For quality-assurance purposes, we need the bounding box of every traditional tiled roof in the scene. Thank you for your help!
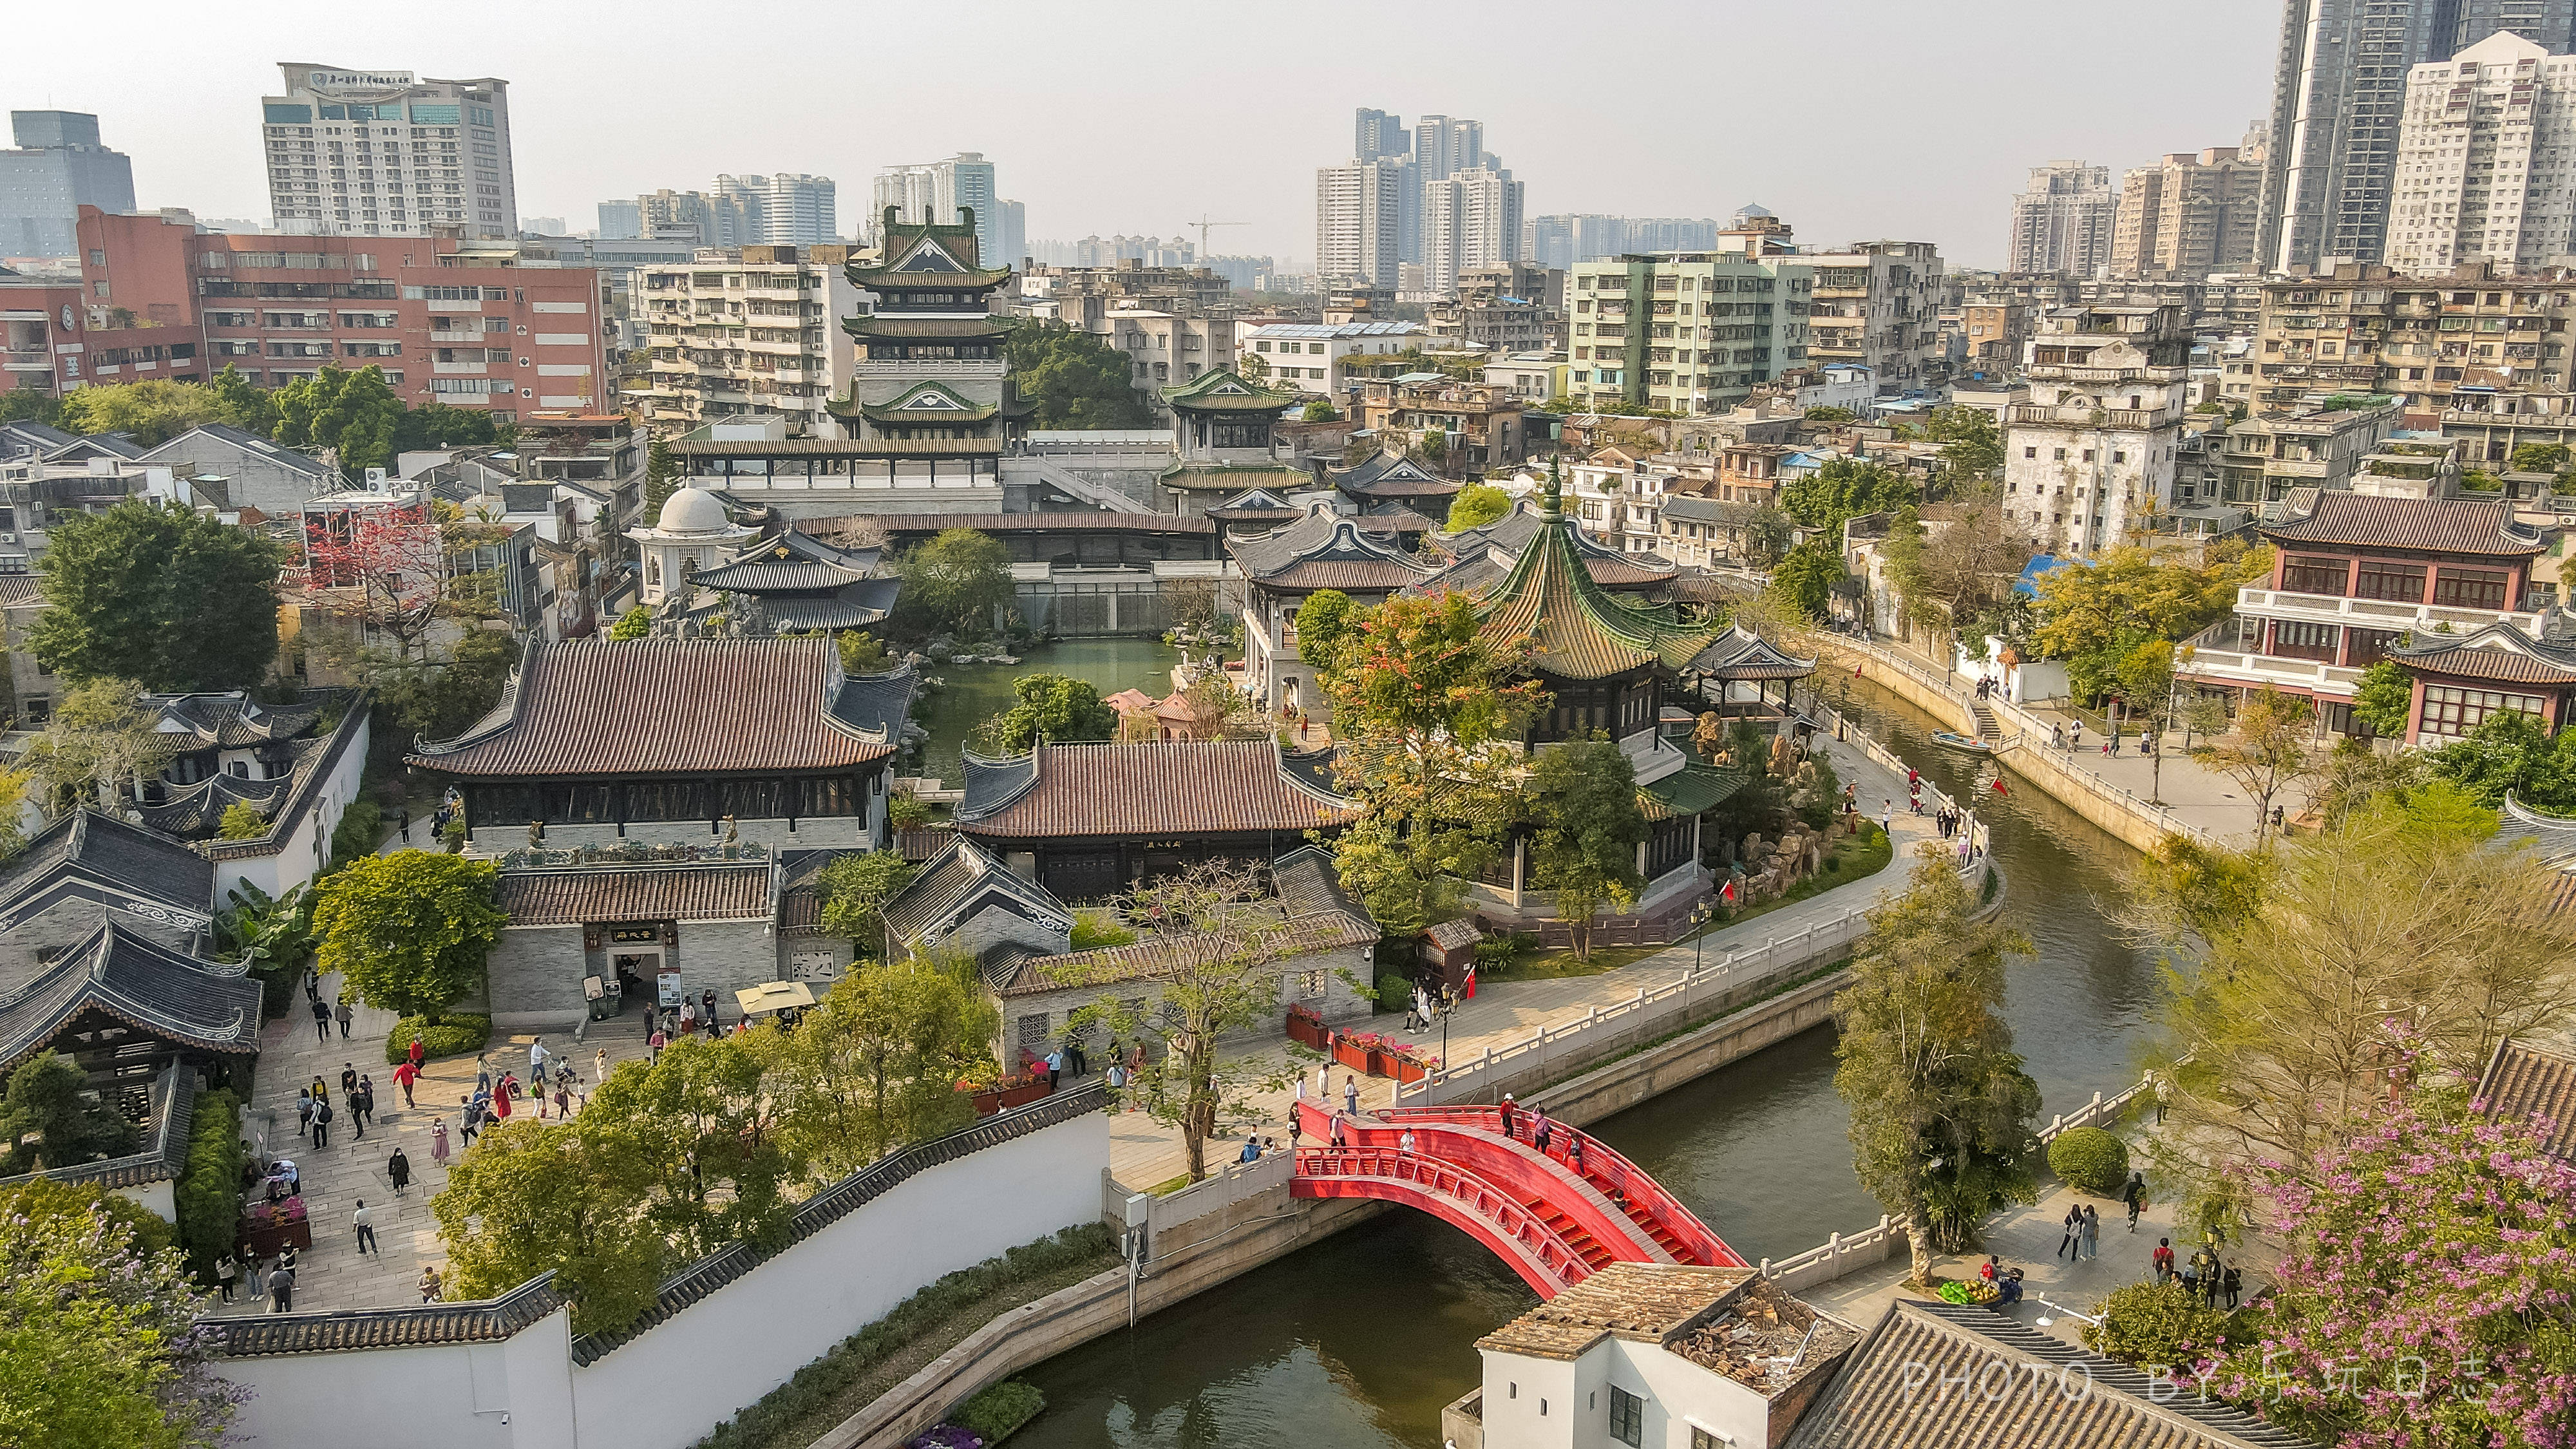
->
[1472,487,1735,682]
[1421,500,1678,595]
[1228,508,1442,592]
[996,856,1379,996]
[670,437,1001,459]
[0,811,211,925]
[1425,918,1481,950]
[2260,489,2548,557]
[1161,367,1300,417]
[1205,488,1303,524]
[812,511,1211,538]
[409,639,905,777]
[0,575,44,608]
[144,691,324,751]
[878,835,1072,950]
[1478,1262,1757,1359]
[692,531,882,593]
[1159,461,1313,491]
[1270,844,1377,941]
[2479,1035,2576,1163]
[956,741,1358,841]
[133,757,298,837]
[202,1271,569,1359]
[496,864,772,926]
[1640,763,1750,821]
[842,313,1014,342]
[2501,793,2576,868]
[2386,621,2576,686]
[846,213,1012,290]
[0,920,260,1072]
[853,380,999,425]
[1697,623,1817,680]
[1333,452,1463,500]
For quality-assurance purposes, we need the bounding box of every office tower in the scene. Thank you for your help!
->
[260,62,515,238]
[638,188,740,245]
[1412,115,1487,180]
[1316,160,1404,285]
[1423,167,1524,295]
[1355,108,1405,162]
[597,200,642,240]
[2006,160,2118,276]
[0,111,133,258]
[871,153,999,263]
[999,200,1025,268]
[2452,0,2576,52]
[714,173,837,245]
[2110,148,2263,278]
[2387,32,2576,272]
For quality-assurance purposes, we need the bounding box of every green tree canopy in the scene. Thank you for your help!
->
[1301,400,1340,422]
[2351,658,2415,739]
[1924,405,2003,486]
[1444,482,1513,532]
[1526,735,1646,959]
[433,1115,664,1335]
[2030,544,2268,680]
[609,605,651,640]
[30,499,282,690]
[1766,540,1847,621]
[313,851,506,1024]
[0,1188,238,1448]
[837,629,891,674]
[977,674,1118,754]
[644,435,681,521]
[817,851,916,956]
[1835,847,2040,1282]
[1004,320,1150,429]
[21,679,163,817]
[770,951,992,1179]
[52,380,224,448]
[0,1050,139,1175]
[2425,704,2576,811]
[274,365,403,479]
[206,364,277,436]
[2509,440,2570,475]
[393,401,508,453]
[894,528,1014,641]
[0,380,59,425]
[1293,589,1356,675]
[1803,406,1855,422]
[1778,456,1918,536]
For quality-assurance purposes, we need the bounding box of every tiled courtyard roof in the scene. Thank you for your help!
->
[495,864,773,926]
[2262,489,2546,556]
[956,740,1356,840]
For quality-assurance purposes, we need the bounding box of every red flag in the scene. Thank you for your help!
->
[1993,777,2010,795]
[1462,963,1477,999]
[1721,878,1738,904]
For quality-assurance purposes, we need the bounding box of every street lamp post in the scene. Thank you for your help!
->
[1689,900,1717,974]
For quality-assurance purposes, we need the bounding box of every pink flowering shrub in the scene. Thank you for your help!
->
[2202,1092,2576,1449]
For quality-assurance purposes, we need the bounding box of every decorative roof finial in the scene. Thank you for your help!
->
[1542,454,1562,518]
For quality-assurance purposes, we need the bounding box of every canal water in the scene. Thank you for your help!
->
[1009,677,2166,1449]
[905,638,1182,784]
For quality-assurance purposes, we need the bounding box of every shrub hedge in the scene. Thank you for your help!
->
[2047,1125,2131,1195]
[384,1014,493,1065]
[696,1223,1113,1449]
[952,1381,1045,1443]
[173,1087,245,1280]
[328,798,384,873]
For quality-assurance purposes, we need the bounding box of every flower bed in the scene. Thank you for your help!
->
[1285,1004,1327,1050]
[1331,1034,1376,1074]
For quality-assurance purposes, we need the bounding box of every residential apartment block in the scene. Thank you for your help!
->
[1426,263,1564,352]
[1801,241,1944,391]
[1316,159,1407,287]
[2252,261,2576,421]
[2201,397,2403,507]
[871,154,998,262]
[2110,147,2262,278]
[60,206,601,417]
[1564,254,1814,415]
[2006,160,2117,276]
[636,175,838,249]
[0,111,133,259]
[261,62,515,239]
[1239,319,1425,397]
[2387,32,2576,275]
[2000,304,2195,556]
[630,244,860,437]
[1421,165,1524,296]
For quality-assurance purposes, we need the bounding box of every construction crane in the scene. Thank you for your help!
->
[1184,215,1246,255]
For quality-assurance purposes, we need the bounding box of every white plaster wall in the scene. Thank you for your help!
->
[211,712,370,904]
[1477,1352,1584,1449]
[1621,1340,1770,1449]
[111,1177,175,1223]
[567,1106,1110,1449]
[219,1305,578,1449]
[466,810,877,855]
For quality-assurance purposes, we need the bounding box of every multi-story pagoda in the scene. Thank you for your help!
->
[823,206,1030,486]
[1462,466,1803,931]
[1157,366,1309,514]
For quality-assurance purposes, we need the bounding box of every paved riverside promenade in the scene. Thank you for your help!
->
[1103,724,1943,1190]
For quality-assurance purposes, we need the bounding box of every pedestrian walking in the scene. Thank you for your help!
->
[310,1097,332,1149]
[529,1036,548,1081]
[1342,1074,1358,1118]
[2221,1264,2242,1310]
[1045,1048,1062,1092]
[1567,1133,1584,1175]
[352,1199,377,1255]
[553,1081,570,1119]
[245,1250,266,1303]
[474,1056,492,1095]
[1398,1127,1416,1154]
[2055,1204,2081,1258]
[2051,723,2064,750]
[1880,801,1893,838]
[594,1048,609,1086]
[397,807,410,842]
[310,995,330,1041]
[296,1089,313,1136]
[457,1099,479,1148]
[649,1026,667,1065]
[1533,1115,1553,1155]
[267,1264,294,1313]
[351,1086,369,1141]
[334,998,353,1039]
[2079,1204,2101,1260]
[1499,1093,1519,1141]
[216,1253,239,1303]
[419,1266,444,1303]
[303,968,322,1004]
[2121,1171,2146,1231]
[388,1146,412,1197]
[1315,1062,1329,1099]
[679,1000,696,1035]
[431,1117,451,1166]
[2153,1072,2170,1125]
[1329,1112,1347,1148]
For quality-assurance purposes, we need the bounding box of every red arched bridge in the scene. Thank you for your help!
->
[1291,1101,1745,1298]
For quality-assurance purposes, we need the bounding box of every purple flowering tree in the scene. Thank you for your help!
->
[2205,1090,2576,1449]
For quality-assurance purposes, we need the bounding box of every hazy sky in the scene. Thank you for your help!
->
[5,0,2280,270]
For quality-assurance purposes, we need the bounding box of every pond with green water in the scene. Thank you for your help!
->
[905,638,1184,784]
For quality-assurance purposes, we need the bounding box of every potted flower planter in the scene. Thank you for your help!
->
[1366,1047,1401,1078]
[1391,1056,1431,1085]
[1332,1036,1374,1074]
[1284,1010,1326,1050]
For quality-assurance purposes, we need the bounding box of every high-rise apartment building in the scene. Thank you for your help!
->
[0,112,134,258]
[999,200,1025,269]
[712,174,837,246]
[630,244,860,438]
[1355,108,1406,162]
[871,154,998,262]
[596,200,642,240]
[2387,32,2576,273]
[1524,214,1723,269]
[261,62,515,239]
[1316,160,1405,286]
[1422,166,1524,295]
[639,189,743,246]
[2005,161,2117,276]
[2001,304,2195,557]
[1803,241,1947,390]
[1565,252,1814,415]
[2453,0,2576,51]
[2110,147,2263,278]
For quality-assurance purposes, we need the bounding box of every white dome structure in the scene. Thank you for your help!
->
[656,486,733,535]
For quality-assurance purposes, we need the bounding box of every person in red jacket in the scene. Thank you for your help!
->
[392,1059,420,1109]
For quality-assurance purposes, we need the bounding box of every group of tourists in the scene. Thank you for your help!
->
[2152,1236,2242,1308]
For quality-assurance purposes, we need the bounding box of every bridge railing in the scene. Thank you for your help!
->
[1373,1104,1739,1269]
[1396,910,1875,1107]
[1294,1145,1588,1291]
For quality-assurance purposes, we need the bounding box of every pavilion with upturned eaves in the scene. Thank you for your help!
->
[1157,366,1311,514]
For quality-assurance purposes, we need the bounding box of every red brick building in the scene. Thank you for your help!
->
[49,205,603,422]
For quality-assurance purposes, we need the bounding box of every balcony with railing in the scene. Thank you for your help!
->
[2233,583,2547,636]
[2004,404,2164,430]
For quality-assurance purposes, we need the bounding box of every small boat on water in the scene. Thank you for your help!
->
[1929,730,1992,753]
